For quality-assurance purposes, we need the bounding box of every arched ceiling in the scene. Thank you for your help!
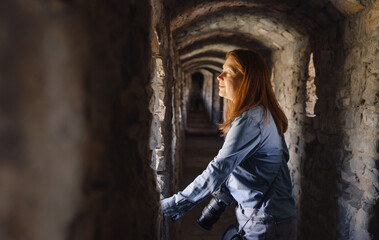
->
[179,34,272,60]
[182,58,224,73]
[165,0,365,75]
[187,65,223,73]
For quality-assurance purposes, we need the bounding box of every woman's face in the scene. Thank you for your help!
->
[217,57,242,102]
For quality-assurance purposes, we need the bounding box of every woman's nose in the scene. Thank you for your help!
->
[217,73,223,81]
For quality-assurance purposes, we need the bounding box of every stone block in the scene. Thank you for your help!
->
[361,201,373,212]
[156,173,170,198]
[338,97,350,109]
[362,156,377,170]
[360,176,379,199]
[361,108,377,127]
[362,75,378,104]
[352,133,375,153]
[330,0,364,16]
[350,157,365,174]
[350,229,370,240]
[344,110,355,129]
[149,90,159,113]
[346,185,363,208]
[282,31,295,42]
[371,60,379,73]
[289,134,299,146]
[150,115,162,150]
[363,168,379,186]
[151,153,156,169]
[341,169,353,182]
[365,1,379,34]
[155,153,166,171]
[157,99,166,121]
[259,19,276,31]
[258,28,268,35]
[293,103,304,113]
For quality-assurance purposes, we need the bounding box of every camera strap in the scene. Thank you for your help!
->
[236,159,283,236]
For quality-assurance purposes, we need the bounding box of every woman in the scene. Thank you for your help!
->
[161,49,296,239]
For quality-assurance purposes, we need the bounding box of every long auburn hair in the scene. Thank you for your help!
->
[218,49,288,136]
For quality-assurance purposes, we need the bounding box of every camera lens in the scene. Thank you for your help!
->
[197,186,234,230]
[196,198,227,230]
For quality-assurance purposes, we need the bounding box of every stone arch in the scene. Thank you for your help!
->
[165,1,377,239]
[0,1,377,240]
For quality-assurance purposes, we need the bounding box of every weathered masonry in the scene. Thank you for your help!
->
[0,1,377,240]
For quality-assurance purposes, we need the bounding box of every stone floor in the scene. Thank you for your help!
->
[175,108,237,240]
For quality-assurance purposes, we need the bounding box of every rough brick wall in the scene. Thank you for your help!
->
[336,3,378,239]
[150,0,187,239]
[68,1,158,239]
[299,2,379,239]
[0,1,159,240]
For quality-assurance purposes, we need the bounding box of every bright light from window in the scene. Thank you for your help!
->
[306,53,317,117]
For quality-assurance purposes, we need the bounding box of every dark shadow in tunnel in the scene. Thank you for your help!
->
[186,77,219,133]
[190,72,204,112]
[369,198,379,239]
[186,71,219,136]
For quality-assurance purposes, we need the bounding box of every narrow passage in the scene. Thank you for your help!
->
[176,107,236,240]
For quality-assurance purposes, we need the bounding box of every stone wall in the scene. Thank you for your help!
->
[67,1,158,239]
[1,1,378,240]
[271,39,311,215]
[150,0,186,238]
[0,1,159,240]
[336,3,378,239]
[0,2,86,239]
[299,2,379,239]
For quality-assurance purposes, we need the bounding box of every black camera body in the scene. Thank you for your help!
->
[197,186,234,230]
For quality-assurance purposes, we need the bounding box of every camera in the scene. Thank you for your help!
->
[197,185,234,230]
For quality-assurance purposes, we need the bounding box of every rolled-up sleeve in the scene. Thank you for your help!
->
[161,115,262,221]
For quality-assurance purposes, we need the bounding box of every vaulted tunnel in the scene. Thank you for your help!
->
[0,1,377,240]
[152,1,379,239]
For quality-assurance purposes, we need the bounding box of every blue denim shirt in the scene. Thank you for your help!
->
[161,106,296,221]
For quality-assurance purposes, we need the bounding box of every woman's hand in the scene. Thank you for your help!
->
[160,196,180,222]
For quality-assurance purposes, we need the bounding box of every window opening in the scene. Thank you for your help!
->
[306,52,317,117]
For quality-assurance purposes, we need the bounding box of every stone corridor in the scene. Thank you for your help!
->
[178,107,234,240]
[0,1,378,240]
